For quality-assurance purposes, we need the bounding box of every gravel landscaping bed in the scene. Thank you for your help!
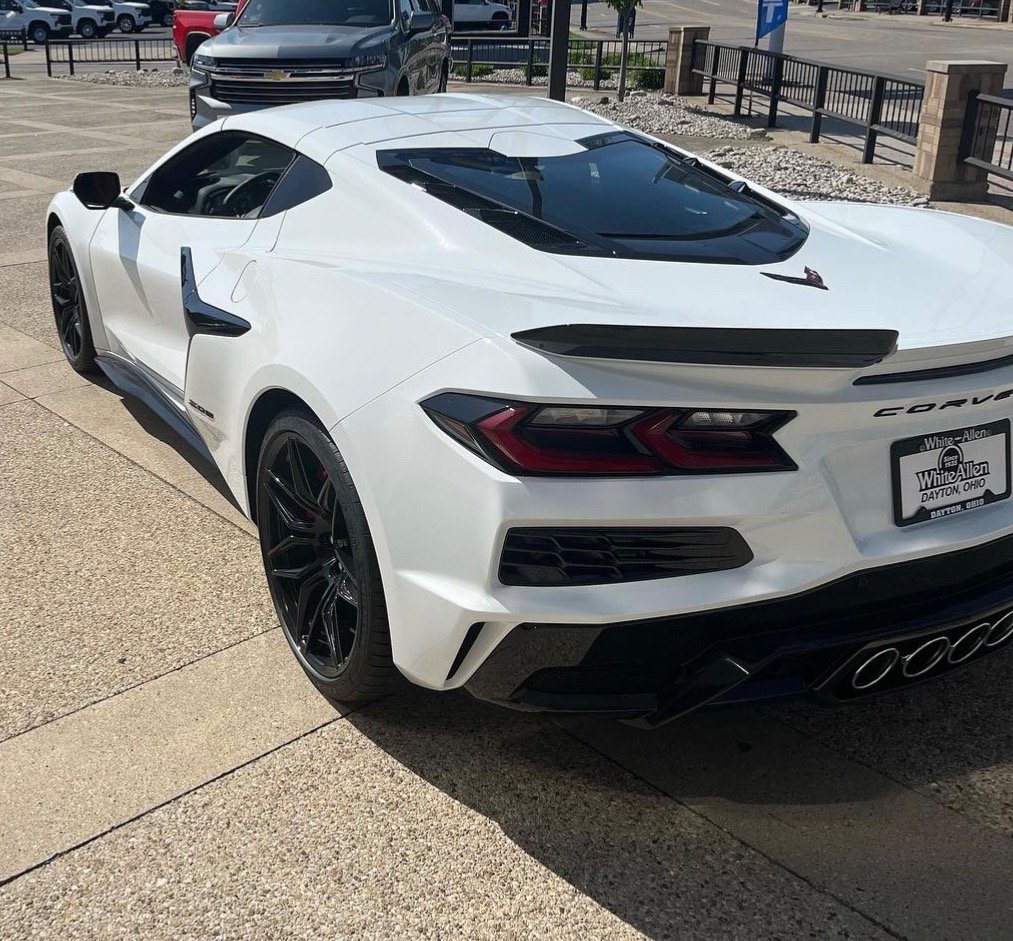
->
[57,68,188,88]
[704,145,923,205]
[575,92,757,140]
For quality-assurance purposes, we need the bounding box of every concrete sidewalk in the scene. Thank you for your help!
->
[3,76,1013,939]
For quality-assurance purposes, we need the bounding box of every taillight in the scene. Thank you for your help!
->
[421,393,796,476]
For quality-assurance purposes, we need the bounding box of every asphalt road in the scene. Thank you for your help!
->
[571,0,1013,78]
[2,76,1013,939]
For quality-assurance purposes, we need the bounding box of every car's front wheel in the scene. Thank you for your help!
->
[117,14,136,33]
[78,19,97,39]
[256,410,403,704]
[29,22,50,44]
[162,12,173,27]
[48,226,97,374]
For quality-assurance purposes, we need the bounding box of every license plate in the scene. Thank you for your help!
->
[891,420,1011,527]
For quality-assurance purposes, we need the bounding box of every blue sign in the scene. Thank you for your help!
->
[756,0,789,43]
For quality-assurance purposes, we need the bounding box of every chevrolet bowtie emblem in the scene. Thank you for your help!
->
[264,70,291,81]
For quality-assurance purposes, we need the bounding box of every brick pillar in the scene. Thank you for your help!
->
[664,25,710,97]
[913,60,1007,201]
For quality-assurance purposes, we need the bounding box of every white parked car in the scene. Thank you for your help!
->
[0,0,72,43]
[91,0,150,32]
[45,96,1013,724]
[453,0,511,29]
[47,0,117,38]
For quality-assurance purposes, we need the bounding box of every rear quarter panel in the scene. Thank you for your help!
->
[183,247,481,516]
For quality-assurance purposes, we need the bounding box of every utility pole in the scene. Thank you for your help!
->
[547,0,571,100]
[580,0,588,30]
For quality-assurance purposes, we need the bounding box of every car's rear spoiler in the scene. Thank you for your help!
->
[511,324,899,369]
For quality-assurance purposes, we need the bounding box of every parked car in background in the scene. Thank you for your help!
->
[146,0,175,27]
[0,0,73,42]
[173,0,246,65]
[188,0,451,130]
[47,0,116,37]
[453,0,511,30]
[92,0,151,32]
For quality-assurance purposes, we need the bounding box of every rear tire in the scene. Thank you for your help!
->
[256,409,403,705]
[117,14,136,33]
[48,226,97,375]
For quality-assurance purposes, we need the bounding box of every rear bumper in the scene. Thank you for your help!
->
[464,532,1013,724]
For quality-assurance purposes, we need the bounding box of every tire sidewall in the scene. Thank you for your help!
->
[48,225,97,374]
[256,410,394,701]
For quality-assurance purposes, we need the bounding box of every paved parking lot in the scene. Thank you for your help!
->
[3,76,1013,939]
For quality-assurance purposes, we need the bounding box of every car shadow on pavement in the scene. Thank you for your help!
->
[344,647,1013,935]
[92,372,246,516]
[344,687,905,937]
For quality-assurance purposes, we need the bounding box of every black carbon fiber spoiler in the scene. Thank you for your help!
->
[512,324,898,369]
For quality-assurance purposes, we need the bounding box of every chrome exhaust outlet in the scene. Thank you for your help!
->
[986,611,1013,648]
[852,648,900,691]
[947,623,990,664]
[902,637,950,678]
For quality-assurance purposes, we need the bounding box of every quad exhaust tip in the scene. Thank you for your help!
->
[850,611,1013,693]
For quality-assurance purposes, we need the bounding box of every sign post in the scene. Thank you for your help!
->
[755,0,788,48]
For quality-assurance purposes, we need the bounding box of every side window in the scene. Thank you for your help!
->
[141,131,295,219]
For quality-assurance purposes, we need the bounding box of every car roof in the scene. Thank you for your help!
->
[220,94,615,164]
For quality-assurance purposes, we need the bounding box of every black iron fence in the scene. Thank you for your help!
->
[693,40,924,163]
[449,37,666,90]
[45,37,178,76]
[1,28,27,79]
[962,93,1013,183]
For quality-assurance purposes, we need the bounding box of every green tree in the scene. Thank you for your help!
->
[603,0,642,101]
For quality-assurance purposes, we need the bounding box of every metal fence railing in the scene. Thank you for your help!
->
[962,93,1013,184]
[1,28,28,79]
[449,37,666,90]
[692,41,924,163]
[44,37,178,76]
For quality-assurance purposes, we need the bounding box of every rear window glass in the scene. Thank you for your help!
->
[377,133,808,265]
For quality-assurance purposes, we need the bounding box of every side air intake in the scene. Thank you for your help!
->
[499,527,753,587]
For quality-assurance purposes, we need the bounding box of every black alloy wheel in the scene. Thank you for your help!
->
[257,410,402,703]
[48,226,97,374]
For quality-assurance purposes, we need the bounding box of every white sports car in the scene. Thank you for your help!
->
[47,95,1013,724]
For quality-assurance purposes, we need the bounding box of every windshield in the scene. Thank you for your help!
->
[377,134,808,265]
[237,0,393,27]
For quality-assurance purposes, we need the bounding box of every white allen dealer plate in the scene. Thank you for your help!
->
[891,420,1012,527]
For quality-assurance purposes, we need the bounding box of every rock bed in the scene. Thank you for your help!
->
[575,92,759,141]
[704,145,923,205]
[57,68,189,88]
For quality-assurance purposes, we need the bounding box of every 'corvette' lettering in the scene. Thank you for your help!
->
[875,388,1013,417]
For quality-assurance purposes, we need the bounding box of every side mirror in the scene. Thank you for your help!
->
[213,12,234,29]
[405,10,435,33]
[73,172,131,211]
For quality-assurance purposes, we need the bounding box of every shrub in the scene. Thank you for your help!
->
[452,63,494,79]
